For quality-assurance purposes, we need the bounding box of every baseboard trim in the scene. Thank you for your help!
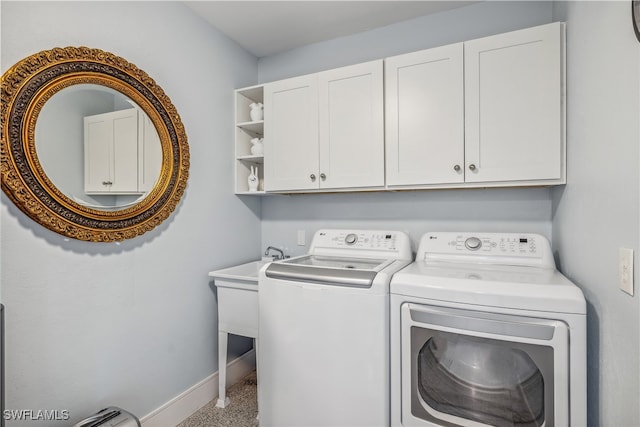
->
[140,349,256,427]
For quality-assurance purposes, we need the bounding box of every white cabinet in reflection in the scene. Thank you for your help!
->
[84,108,161,195]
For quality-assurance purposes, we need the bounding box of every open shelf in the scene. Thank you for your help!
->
[235,85,265,194]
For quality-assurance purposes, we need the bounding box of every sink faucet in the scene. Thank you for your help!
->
[265,246,286,260]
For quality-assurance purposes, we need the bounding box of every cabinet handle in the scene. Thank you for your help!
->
[468,164,477,171]
[102,181,113,185]
[320,173,326,181]
[310,174,316,182]
[453,165,461,172]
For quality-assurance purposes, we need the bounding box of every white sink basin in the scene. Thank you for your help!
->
[208,260,269,339]
[208,260,268,289]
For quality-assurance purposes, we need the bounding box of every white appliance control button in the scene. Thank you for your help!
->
[465,237,482,251]
[345,233,358,245]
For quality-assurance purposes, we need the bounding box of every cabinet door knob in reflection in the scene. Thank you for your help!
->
[102,181,113,186]
[468,164,477,171]
[453,165,461,172]
[310,174,316,182]
[320,173,326,181]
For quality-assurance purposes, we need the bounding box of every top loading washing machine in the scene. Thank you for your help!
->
[258,229,412,427]
[390,232,586,427]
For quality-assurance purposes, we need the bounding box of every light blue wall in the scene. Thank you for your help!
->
[262,189,553,258]
[1,1,260,424]
[259,1,554,82]
[552,2,640,426]
[258,1,556,257]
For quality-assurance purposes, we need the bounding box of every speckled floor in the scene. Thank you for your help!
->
[177,371,259,427]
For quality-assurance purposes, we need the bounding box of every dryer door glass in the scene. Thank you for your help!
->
[406,304,562,427]
[416,333,549,426]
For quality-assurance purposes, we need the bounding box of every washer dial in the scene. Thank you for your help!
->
[345,233,358,245]
[465,237,482,251]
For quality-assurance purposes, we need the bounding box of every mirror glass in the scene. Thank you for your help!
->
[35,84,163,211]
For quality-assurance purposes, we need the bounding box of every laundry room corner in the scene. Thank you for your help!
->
[550,1,640,425]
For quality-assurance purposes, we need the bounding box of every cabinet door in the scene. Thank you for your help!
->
[264,74,319,191]
[84,109,139,194]
[385,44,464,186]
[84,113,113,193]
[318,60,384,189]
[465,22,565,183]
[110,109,139,193]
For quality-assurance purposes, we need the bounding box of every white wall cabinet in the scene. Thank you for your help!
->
[385,22,565,189]
[264,74,319,192]
[264,60,384,192]
[464,22,565,184]
[318,61,384,189]
[385,43,465,186]
[237,22,566,195]
[84,109,140,194]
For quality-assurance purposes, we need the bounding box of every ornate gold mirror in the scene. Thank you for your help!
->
[1,47,189,242]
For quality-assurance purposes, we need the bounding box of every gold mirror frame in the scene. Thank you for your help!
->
[1,47,189,242]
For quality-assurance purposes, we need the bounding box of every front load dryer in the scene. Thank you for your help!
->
[258,229,412,427]
[390,232,586,427]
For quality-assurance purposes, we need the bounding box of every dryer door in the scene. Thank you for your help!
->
[400,303,569,427]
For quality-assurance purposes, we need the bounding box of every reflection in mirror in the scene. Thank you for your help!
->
[35,84,162,211]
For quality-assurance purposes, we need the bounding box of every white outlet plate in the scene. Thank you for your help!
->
[619,247,634,296]
[297,230,306,246]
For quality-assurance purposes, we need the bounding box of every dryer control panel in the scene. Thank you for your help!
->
[418,232,555,268]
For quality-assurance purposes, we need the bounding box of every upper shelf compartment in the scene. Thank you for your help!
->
[235,85,264,126]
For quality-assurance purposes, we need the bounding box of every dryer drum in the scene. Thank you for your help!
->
[417,336,545,427]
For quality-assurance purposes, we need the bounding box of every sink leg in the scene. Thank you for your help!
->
[216,331,230,408]
[254,338,259,420]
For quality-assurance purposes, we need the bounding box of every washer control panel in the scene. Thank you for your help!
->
[309,229,413,260]
[323,231,399,250]
[418,232,554,268]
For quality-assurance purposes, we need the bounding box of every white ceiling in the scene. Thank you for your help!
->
[184,1,477,57]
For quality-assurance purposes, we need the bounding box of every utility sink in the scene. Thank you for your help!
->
[209,260,268,337]
[209,260,268,408]
[209,260,267,290]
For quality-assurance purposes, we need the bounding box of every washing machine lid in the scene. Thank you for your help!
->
[286,255,388,270]
[265,255,392,288]
[391,260,586,314]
